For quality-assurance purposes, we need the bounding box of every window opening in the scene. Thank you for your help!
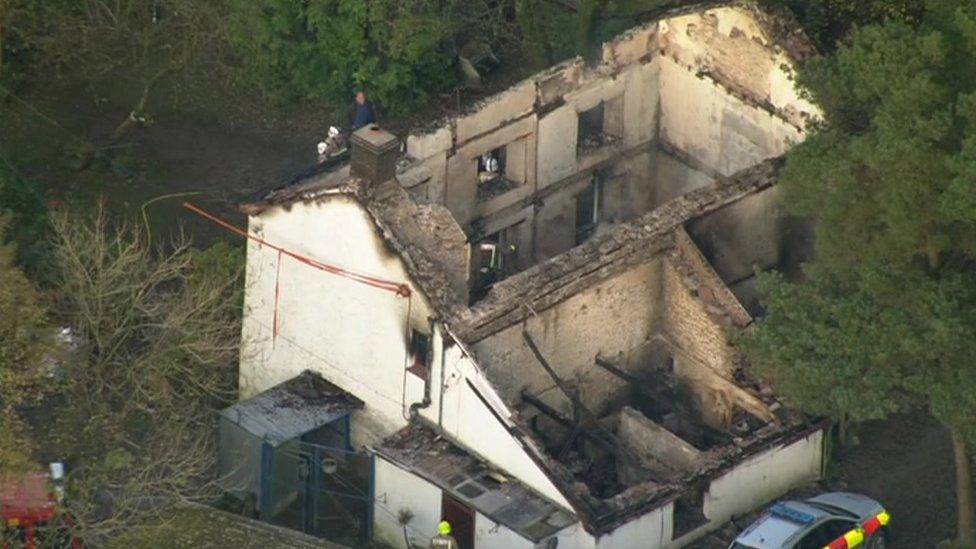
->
[575,174,601,244]
[407,329,430,379]
[477,146,512,202]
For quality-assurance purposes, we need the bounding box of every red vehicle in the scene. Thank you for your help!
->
[1,473,80,549]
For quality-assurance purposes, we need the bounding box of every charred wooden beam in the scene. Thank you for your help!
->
[522,330,641,463]
[595,356,734,446]
[520,391,616,452]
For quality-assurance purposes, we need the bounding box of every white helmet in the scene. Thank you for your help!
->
[328,126,340,138]
[317,142,328,155]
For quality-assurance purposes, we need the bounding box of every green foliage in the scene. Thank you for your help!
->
[764,0,926,50]
[0,159,49,269]
[188,240,246,314]
[516,0,681,68]
[0,214,48,408]
[0,213,48,474]
[741,2,976,439]
[516,0,580,66]
[742,266,976,435]
[227,0,459,114]
[0,0,35,94]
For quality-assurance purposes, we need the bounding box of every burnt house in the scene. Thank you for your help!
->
[223,2,824,547]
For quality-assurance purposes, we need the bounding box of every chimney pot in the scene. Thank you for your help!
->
[350,125,400,185]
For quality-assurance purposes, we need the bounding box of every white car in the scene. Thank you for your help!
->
[729,492,889,549]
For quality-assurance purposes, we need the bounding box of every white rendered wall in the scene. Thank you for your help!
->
[475,513,535,549]
[373,457,443,549]
[239,197,433,446]
[703,430,824,525]
[658,56,803,177]
[538,503,673,549]
[419,335,574,510]
[374,456,541,549]
[239,196,572,509]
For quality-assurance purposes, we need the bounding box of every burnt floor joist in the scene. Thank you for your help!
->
[593,356,733,448]
[521,330,641,463]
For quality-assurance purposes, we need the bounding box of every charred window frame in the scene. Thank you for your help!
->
[577,95,623,156]
[407,329,430,379]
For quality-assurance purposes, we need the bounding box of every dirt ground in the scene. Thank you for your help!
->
[833,414,956,547]
[694,414,956,548]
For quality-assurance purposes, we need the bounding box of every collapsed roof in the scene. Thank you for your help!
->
[236,0,820,536]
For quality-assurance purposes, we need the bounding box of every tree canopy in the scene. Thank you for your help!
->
[227,0,461,114]
[740,2,976,543]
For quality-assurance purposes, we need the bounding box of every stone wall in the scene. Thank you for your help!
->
[659,5,819,128]
[617,406,703,484]
[472,258,666,415]
[397,3,811,297]
[684,184,815,313]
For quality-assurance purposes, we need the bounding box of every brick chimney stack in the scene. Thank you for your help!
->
[350,125,400,185]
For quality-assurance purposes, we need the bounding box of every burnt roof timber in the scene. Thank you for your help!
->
[520,391,619,454]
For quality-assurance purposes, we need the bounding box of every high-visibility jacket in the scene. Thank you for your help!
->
[430,534,459,549]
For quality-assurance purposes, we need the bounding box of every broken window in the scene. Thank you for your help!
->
[577,96,623,155]
[476,141,526,203]
[575,175,601,244]
[672,484,707,538]
[470,226,519,302]
[407,330,430,379]
[477,147,507,203]
[578,102,605,147]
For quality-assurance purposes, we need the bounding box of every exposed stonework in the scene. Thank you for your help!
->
[455,158,781,342]
[234,2,823,546]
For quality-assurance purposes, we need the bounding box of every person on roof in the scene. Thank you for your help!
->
[346,91,376,133]
[430,520,458,548]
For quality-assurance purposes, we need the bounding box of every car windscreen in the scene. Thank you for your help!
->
[804,501,859,519]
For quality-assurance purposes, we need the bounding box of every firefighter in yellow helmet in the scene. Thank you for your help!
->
[430,520,458,548]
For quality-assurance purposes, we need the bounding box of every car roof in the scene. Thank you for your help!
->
[733,501,831,548]
[805,492,883,521]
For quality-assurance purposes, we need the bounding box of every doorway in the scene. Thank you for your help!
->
[441,493,475,549]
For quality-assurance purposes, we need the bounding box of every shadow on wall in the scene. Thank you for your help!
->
[683,186,815,316]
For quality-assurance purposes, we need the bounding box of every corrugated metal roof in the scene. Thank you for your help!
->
[220,370,364,447]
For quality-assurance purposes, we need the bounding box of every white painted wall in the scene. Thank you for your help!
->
[475,513,535,549]
[658,56,803,177]
[597,504,673,549]
[540,503,672,549]
[240,194,572,510]
[240,196,433,446]
[704,430,824,525]
[374,457,443,549]
[374,456,543,549]
[419,334,574,510]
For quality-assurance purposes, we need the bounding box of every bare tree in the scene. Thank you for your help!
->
[43,205,242,542]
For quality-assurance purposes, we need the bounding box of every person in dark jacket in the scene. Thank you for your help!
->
[346,91,376,133]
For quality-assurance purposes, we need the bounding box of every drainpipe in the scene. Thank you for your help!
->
[407,319,436,419]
